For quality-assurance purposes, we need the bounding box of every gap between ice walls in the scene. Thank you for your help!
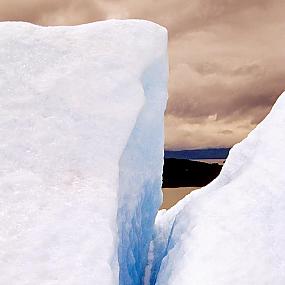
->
[117,46,168,285]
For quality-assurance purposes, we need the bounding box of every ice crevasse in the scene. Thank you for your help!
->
[0,20,168,285]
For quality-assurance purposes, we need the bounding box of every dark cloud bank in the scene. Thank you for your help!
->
[1,0,284,149]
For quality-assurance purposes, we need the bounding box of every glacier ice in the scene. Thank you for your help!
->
[3,17,284,285]
[149,91,285,285]
[0,20,168,285]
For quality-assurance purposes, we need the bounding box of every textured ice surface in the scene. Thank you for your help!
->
[0,20,168,285]
[149,91,285,285]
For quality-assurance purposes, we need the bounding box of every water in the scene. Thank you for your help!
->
[161,187,200,209]
[191,158,225,165]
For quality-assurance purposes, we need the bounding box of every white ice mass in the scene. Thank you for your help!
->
[0,20,168,285]
[1,18,285,285]
[148,92,285,285]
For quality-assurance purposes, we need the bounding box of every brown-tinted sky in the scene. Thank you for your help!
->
[1,0,284,149]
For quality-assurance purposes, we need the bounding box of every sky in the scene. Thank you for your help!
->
[0,0,284,150]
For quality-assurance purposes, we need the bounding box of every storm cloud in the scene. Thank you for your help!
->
[1,0,284,149]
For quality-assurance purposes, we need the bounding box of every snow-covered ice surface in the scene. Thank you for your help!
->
[0,20,168,285]
[148,91,285,285]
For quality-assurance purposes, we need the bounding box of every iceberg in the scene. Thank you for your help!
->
[149,92,285,285]
[0,20,168,285]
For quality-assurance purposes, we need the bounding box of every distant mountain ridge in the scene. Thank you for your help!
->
[165,148,230,160]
